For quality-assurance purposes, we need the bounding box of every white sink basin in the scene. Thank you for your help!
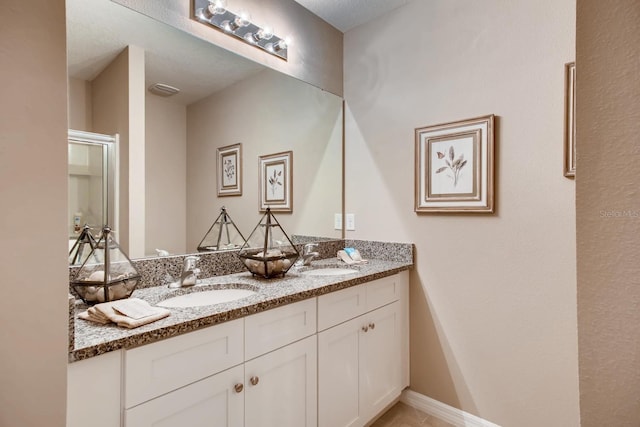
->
[158,288,256,308]
[300,267,358,277]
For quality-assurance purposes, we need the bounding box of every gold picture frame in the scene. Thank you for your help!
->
[564,62,576,178]
[259,151,293,212]
[415,115,495,213]
[217,143,242,196]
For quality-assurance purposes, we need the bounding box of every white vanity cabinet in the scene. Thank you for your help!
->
[68,270,408,427]
[122,298,317,427]
[67,349,123,427]
[317,272,409,427]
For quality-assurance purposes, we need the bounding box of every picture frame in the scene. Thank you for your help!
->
[259,151,293,212]
[217,143,242,196]
[415,115,495,213]
[564,62,576,177]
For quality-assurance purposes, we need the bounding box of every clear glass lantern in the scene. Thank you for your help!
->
[69,225,99,266]
[70,226,140,304]
[197,206,246,251]
[238,208,299,278]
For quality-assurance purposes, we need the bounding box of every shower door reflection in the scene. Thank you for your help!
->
[68,130,117,242]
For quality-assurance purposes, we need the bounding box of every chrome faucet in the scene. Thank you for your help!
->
[169,255,201,288]
[295,243,320,267]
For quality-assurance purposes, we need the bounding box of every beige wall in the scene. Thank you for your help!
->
[112,0,343,96]
[68,78,93,131]
[92,46,146,257]
[0,2,69,426]
[344,1,579,426]
[145,94,188,256]
[187,68,342,251]
[576,1,640,425]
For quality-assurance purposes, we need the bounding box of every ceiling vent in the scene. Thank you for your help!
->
[148,83,180,97]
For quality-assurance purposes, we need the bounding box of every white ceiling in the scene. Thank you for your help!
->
[66,0,411,105]
[292,0,413,32]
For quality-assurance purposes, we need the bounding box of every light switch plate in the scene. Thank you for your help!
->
[345,213,355,231]
[334,213,342,230]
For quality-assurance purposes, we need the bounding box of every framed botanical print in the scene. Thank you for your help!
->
[259,151,292,212]
[217,143,242,196]
[415,115,495,213]
[564,62,576,177]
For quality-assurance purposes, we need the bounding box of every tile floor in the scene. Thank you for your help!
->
[370,402,455,427]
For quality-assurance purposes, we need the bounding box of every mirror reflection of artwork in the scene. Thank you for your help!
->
[217,143,242,196]
[267,163,285,200]
[259,151,292,212]
[415,115,495,213]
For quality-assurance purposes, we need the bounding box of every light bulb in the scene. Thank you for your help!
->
[256,26,274,41]
[195,7,213,21]
[234,11,251,28]
[221,20,236,32]
[208,0,227,14]
[274,39,287,51]
[244,33,257,44]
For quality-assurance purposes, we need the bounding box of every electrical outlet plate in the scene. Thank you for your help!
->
[345,213,355,231]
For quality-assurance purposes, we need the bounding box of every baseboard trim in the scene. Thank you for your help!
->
[400,389,501,427]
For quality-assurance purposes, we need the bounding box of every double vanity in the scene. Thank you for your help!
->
[67,240,413,427]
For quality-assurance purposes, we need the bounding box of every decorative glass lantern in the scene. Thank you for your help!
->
[238,208,299,278]
[197,206,246,251]
[70,226,140,304]
[69,225,99,266]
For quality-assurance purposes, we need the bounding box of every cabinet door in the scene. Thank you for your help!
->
[244,335,317,427]
[318,317,362,427]
[124,364,244,427]
[318,297,404,427]
[360,301,401,422]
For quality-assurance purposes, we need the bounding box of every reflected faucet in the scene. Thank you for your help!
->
[169,255,201,288]
[295,243,320,267]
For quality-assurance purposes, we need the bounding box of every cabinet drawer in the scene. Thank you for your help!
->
[125,318,244,408]
[317,274,401,331]
[365,275,400,312]
[245,298,317,360]
[317,284,366,331]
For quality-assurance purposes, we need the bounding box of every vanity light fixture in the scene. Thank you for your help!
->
[193,0,289,60]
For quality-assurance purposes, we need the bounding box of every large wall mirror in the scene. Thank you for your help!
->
[67,0,343,259]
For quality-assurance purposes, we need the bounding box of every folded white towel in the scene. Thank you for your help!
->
[78,298,170,329]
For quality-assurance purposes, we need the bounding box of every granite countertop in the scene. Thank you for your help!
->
[70,258,412,362]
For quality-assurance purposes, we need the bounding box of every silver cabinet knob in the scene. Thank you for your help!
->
[234,383,244,393]
[250,376,259,386]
